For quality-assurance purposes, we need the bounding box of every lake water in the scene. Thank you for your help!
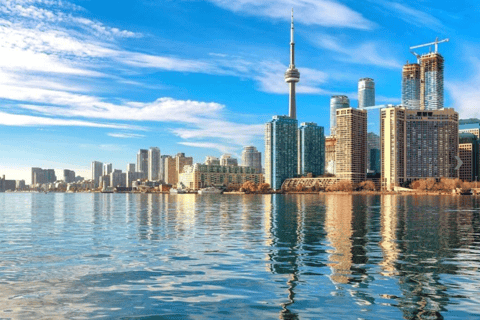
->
[0,193,479,319]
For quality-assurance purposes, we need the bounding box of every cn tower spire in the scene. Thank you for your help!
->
[285,8,300,119]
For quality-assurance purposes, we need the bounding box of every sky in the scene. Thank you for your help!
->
[1,0,480,184]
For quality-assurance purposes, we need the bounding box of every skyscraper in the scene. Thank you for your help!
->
[137,149,148,176]
[91,161,103,187]
[126,163,136,172]
[459,133,478,182]
[401,62,421,109]
[241,146,262,174]
[265,115,298,190]
[298,122,325,176]
[103,163,113,176]
[420,53,444,110]
[159,155,170,181]
[358,78,375,109]
[335,108,367,183]
[381,107,458,190]
[63,169,75,183]
[367,132,381,174]
[284,9,300,119]
[148,147,161,181]
[330,95,350,136]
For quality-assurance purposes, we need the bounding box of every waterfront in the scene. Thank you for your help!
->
[0,194,479,319]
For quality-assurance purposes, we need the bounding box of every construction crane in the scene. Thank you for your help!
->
[410,37,449,58]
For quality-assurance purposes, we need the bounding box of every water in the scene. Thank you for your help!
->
[0,193,479,319]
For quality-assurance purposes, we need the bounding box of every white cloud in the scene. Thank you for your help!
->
[107,133,146,139]
[379,2,445,32]
[447,56,480,119]
[207,0,374,30]
[0,111,137,129]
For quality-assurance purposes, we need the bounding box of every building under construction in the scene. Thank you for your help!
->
[401,63,421,109]
[420,52,444,110]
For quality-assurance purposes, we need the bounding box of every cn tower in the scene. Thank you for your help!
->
[284,9,300,119]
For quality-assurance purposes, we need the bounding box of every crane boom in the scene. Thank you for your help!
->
[409,37,449,53]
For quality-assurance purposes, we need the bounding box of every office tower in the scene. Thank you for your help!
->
[335,108,367,183]
[127,163,136,172]
[103,163,113,176]
[459,133,478,182]
[220,154,238,167]
[179,164,264,189]
[91,161,103,188]
[381,107,458,190]
[358,78,375,109]
[44,169,56,183]
[420,53,444,110]
[137,149,148,175]
[148,147,161,181]
[164,156,176,185]
[159,155,170,181]
[298,122,325,176]
[367,132,381,174]
[330,95,350,136]
[401,62,421,109]
[241,146,262,174]
[284,9,300,119]
[265,115,298,190]
[205,156,220,166]
[110,169,126,188]
[31,167,43,185]
[459,119,480,138]
[63,169,75,183]
[325,136,336,174]
[16,180,26,190]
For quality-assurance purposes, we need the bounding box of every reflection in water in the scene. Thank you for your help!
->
[0,194,479,319]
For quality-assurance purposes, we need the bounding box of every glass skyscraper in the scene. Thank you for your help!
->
[358,78,375,109]
[265,116,298,190]
[329,95,350,136]
[402,62,421,109]
[298,122,325,176]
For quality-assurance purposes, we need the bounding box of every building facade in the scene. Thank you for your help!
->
[127,163,136,172]
[91,161,103,188]
[358,78,375,109]
[164,156,177,186]
[175,153,193,183]
[325,136,336,175]
[220,154,238,167]
[205,156,220,166]
[335,108,367,183]
[148,147,161,181]
[402,62,421,109]
[241,146,262,174]
[298,122,325,176]
[137,149,148,176]
[420,53,444,110]
[459,133,478,182]
[31,167,56,186]
[103,163,112,176]
[63,169,75,183]
[330,95,350,136]
[367,132,381,174]
[179,164,264,190]
[265,115,298,190]
[381,107,459,190]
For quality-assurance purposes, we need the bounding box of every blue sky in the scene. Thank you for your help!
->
[1,0,479,183]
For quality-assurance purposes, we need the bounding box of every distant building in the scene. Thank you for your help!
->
[63,169,75,183]
[205,156,221,166]
[330,95,350,136]
[137,149,148,176]
[176,153,193,183]
[91,161,103,188]
[241,146,262,174]
[110,169,126,188]
[220,154,238,167]
[265,115,298,190]
[325,136,336,175]
[367,132,381,174]
[31,167,56,186]
[164,156,177,186]
[335,108,367,183]
[103,163,113,176]
[179,164,264,189]
[420,52,444,110]
[126,171,145,188]
[459,119,480,138]
[159,155,170,182]
[381,107,458,190]
[402,62,421,109]
[459,133,478,182]
[16,180,26,190]
[358,78,375,109]
[127,163,136,173]
[298,122,325,176]
[148,147,161,181]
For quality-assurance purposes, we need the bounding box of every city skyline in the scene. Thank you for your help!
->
[1,0,479,182]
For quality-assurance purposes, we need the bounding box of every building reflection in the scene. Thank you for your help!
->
[379,195,400,276]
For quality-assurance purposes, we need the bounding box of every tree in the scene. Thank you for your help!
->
[257,183,270,193]
[326,180,353,192]
[242,181,256,193]
[358,180,375,191]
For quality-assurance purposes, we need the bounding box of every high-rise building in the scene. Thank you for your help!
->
[284,9,300,119]
[265,115,298,190]
[159,155,170,181]
[63,169,75,183]
[459,119,480,138]
[148,147,161,181]
[358,78,375,109]
[401,62,421,109]
[127,163,136,172]
[164,156,176,185]
[330,95,350,136]
[103,163,113,176]
[420,53,444,110]
[367,132,381,174]
[335,108,367,183]
[205,156,220,166]
[325,136,336,175]
[220,154,238,167]
[91,161,103,188]
[176,153,193,181]
[459,133,478,182]
[381,107,458,190]
[110,169,126,188]
[298,122,325,176]
[137,149,148,175]
[241,146,262,174]
[31,167,56,185]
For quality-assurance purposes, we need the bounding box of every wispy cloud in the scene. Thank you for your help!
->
[207,0,375,30]
[378,1,445,32]
[107,133,146,139]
